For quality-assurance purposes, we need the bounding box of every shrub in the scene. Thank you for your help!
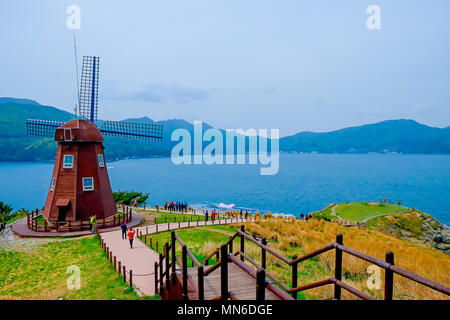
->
[113,190,149,205]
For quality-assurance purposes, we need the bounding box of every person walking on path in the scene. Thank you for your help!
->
[245,211,248,220]
[89,214,96,233]
[240,209,243,219]
[205,210,209,222]
[127,227,136,249]
[121,221,128,239]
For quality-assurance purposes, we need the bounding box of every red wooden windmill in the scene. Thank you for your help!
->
[26,56,163,222]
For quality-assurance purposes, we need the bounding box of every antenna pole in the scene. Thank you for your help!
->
[73,35,80,118]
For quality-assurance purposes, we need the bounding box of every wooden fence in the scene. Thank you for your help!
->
[26,206,133,233]
[154,226,450,300]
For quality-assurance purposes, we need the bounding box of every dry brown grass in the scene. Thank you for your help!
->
[241,217,450,300]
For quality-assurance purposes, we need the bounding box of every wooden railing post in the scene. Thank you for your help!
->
[240,225,245,261]
[198,266,205,300]
[256,268,266,301]
[182,245,188,300]
[154,262,159,295]
[118,261,121,276]
[123,265,126,282]
[291,255,298,299]
[261,238,267,270]
[385,251,394,300]
[129,269,133,287]
[171,231,176,285]
[165,243,170,290]
[44,219,47,232]
[334,233,343,300]
[159,253,164,292]
[220,244,228,301]
[114,256,117,271]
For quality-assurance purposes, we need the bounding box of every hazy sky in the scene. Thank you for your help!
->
[1,0,449,136]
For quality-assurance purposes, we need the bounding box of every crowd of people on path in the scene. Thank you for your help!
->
[165,201,188,213]
[239,209,249,219]
[203,209,219,222]
[300,213,313,221]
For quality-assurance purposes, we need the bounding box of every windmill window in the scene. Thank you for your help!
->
[82,177,94,191]
[97,154,105,167]
[63,155,74,168]
[64,128,72,141]
[50,177,56,191]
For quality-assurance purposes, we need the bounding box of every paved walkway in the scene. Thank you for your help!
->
[100,217,252,297]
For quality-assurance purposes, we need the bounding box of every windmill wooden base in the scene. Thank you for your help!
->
[43,119,116,221]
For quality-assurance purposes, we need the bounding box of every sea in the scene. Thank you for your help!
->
[1,154,449,225]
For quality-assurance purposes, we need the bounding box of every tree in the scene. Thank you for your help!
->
[0,201,13,224]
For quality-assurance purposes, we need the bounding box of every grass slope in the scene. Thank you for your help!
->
[144,219,450,300]
[0,235,140,300]
[335,202,407,223]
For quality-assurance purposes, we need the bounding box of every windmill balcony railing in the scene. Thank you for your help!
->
[26,205,134,233]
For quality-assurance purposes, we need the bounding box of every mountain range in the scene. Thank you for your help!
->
[0,97,448,161]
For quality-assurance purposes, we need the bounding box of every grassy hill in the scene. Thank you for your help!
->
[333,202,407,223]
[313,202,450,254]
[280,119,450,154]
[1,97,449,161]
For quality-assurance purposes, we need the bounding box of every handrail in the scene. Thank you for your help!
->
[174,233,203,268]
[290,243,334,264]
[334,244,390,268]
[331,278,375,300]
[204,261,221,277]
[155,226,450,301]
[237,230,291,264]
[334,243,450,296]
[228,253,294,300]
[203,248,219,265]
[237,250,291,292]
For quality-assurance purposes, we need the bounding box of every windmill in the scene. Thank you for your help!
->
[26,56,163,223]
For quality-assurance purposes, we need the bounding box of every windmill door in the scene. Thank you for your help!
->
[55,199,71,221]
[58,206,68,221]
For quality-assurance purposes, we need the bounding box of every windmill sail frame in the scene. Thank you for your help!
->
[79,56,99,122]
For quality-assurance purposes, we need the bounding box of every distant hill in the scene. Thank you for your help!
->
[0,97,449,161]
[279,120,450,154]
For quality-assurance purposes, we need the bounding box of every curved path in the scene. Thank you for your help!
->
[100,217,252,297]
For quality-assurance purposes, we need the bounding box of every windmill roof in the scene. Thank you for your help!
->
[56,119,103,142]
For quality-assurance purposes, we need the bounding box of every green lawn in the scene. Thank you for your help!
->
[136,209,229,225]
[0,235,142,300]
[335,202,409,223]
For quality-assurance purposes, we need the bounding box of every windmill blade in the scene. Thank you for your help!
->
[79,56,100,122]
[100,120,163,141]
[26,118,65,138]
